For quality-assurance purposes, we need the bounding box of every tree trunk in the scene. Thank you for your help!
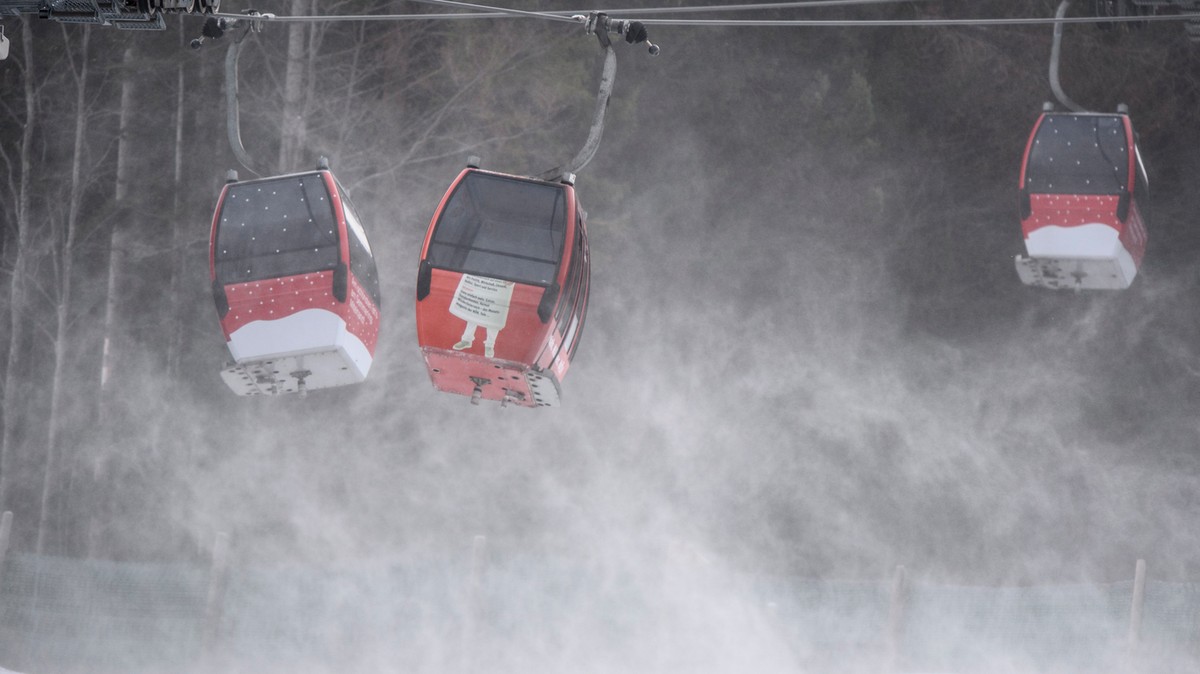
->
[300,1,320,163]
[150,20,193,557]
[87,44,137,558]
[35,25,90,556]
[100,46,136,391]
[166,20,188,382]
[278,9,310,172]
[0,18,39,515]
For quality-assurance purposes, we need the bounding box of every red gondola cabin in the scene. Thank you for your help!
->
[1016,107,1149,290]
[416,165,590,407]
[209,167,381,395]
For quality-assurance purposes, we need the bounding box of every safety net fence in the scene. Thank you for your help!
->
[0,551,1198,673]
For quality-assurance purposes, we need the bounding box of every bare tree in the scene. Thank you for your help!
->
[276,0,315,172]
[0,18,39,515]
[34,24,94,555]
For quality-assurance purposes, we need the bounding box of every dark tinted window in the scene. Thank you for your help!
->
[425,172,567,286]
[215,173,340,284]
[1025,114,1130,196]
[560,216,589,363]
[556,219,585,332]
[340,184,381,308]
[1134,151,1151,225]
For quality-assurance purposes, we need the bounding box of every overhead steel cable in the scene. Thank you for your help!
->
[408,0,582,22]
[208,5,1200,28]
[209,11,505,22]
[208,0,937,23]
[566,0,933,15]
[629,13,1200,26]
[212,0,584,24]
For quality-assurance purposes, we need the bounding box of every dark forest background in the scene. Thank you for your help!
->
[1,0,1199,585]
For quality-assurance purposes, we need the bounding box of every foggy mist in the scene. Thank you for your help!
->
[2,0,1200,672]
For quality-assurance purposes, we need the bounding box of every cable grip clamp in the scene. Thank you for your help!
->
[578,11,660,55]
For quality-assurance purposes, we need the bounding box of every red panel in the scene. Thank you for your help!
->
[1119,204,1149,267]
[1021,194,1146,266]
[218,271,380,356]
[345,275,382,353]
[415,268,553,366]
[1022,194,1122,238]
[421,347,544,408]
[221,271,339,338]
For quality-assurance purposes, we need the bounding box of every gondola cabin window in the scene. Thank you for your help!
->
[339,182,381,308]
[425,172,567,286]
[214,174,340,284]
[1024,115,1129,196]
[554,219,585,328]
[1133,145,1150,225]
[563,218,589,363]
[549,214,589,369]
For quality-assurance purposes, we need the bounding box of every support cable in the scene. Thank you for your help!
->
[627,12,1200,26]
[409,0,582,23]
[206,7,1200,28]
[1050,0,1086,112]
[586,0,930,16]
[212,0,584,24]
[207,0,927,23]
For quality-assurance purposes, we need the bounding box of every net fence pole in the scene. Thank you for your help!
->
[884,565,908,672]
[1128,559,1146,660]
[0,511,10,567]
[200,532,231,672]
[0,511,11,593]
[459,534,487,674]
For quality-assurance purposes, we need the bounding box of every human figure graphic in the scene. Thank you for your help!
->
[450,275,514,359]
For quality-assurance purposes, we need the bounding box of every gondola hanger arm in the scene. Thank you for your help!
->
[538,44,615,182]
[539,12,657,182]
[1049,0,1087,113]
[188,11,276,177]
[220,17,270,177]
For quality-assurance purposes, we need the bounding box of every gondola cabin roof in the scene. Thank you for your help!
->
[209,168,381,396]
[1015,110,1149,291]
[416,167,588,407]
